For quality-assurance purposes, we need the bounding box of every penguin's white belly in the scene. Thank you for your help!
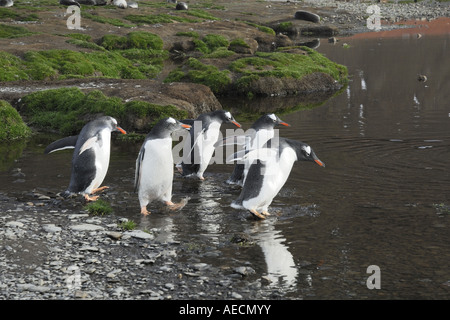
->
[243,148,297,211]
[138,138,173,203]
[86,129,111,193]
[198,122,221,176]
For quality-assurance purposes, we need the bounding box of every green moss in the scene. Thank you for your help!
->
[202,34,229,52]
[165,57,231,94]
[203,47,235,59]
[119,220,136,231]
[175,31,200,38]
[193,34,229,54]
[185,9,220,21]
[0,51,29,81]
[278,21,293,32]
[125,100,188,131]
[0,100,32,141]
[99,31,164,51]
[19,88,187,135]
[230,47,348,90]
[0,23,34,38]
[0,8,39,21]
[82,11,135,28]
[243,21,275,35]
[84,199,113,216]
[229,38,250,49]
[125,13,197,24]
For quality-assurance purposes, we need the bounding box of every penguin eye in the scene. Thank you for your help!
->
[302,146,311,157]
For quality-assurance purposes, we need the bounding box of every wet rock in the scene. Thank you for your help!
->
[294,11,321,23]
[123,230,154,240]
[234,266,256,276]
[69,223,105,231]
[42,224,62,233]
[5,221,24,228]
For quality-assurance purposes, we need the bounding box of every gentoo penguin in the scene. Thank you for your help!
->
[177,110,241,180]
[111,0,127,8]
[59,0,80,7]
[224,113,289,186]
[230,137,325,219]
[176,2,188,10]
[0,0,13,7]
[45,116,126,202]
[135,117,191,215]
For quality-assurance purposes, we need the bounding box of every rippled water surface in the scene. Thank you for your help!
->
[1,26,449,299]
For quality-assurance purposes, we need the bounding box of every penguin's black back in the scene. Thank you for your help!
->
[67,147,97,193]
[233,160,265,205]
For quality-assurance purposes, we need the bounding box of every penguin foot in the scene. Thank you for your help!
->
[84,194,99,202]
[262,211,271,216]
[92,186,109,194]
[166,200,186,211]
[140,207,151,215]
[249,209,266,220]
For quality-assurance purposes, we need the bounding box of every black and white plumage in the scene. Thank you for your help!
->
[135,117,191,215]
[223,113,289,186]
[0,0,13,7]
[177,110,241,180]
[45,116,126,201]
[230,137,325,219]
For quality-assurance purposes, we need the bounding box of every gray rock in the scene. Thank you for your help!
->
[294,11,321,23]
[70,224,105,231]
[124,230,154,240]
[6,221,24,228]
[42,224,62,233]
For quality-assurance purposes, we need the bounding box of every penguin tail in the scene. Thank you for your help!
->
[61,190,76,199]
[231,200,243,210]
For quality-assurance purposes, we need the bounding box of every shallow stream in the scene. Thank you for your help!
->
[1,21,449,299]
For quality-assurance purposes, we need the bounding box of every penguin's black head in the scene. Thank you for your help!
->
[296,143,325,167]
[151,117,190,138]
[213,110,241,128]
[279,138,325,167]
[100,116,127,135]
[252,113,290,129]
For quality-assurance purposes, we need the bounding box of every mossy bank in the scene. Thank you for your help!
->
[17,87,187,136]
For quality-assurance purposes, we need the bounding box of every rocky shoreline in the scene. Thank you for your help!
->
[1,192,279,300]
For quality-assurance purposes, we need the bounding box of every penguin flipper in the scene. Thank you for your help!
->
[226,148,277,163]
[214,134,248,148]
[134,146,145,193]
[79,136,98,155]
[44,135,79,154]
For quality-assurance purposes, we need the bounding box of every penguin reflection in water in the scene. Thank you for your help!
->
[45,116,127,201]
[230,138,325,219]
[135,117,191,215]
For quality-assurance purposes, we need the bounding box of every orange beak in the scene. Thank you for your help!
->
[117,127,127,134]
[280,122,290,126]
[232,121,241,128]
[181,124,191,129]
[315,159,325,167]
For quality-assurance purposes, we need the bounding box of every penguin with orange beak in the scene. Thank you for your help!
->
[177,110,241,180]
[135,117,191,215]
[45,116,126,202]
[230,137,325,219]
